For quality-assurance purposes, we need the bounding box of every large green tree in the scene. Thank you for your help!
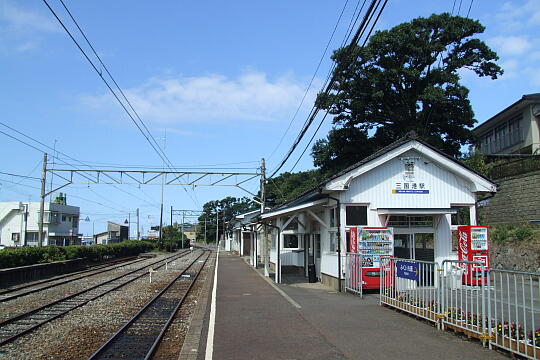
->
[264,169,324,207]
[313,13,503,174]
[196,196,257,242]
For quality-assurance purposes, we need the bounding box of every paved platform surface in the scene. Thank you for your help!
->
[205,253,507,360]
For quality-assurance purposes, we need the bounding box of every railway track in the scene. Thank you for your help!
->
[0,256,146,303]
[88,250,212,360]
[0,250,192,347]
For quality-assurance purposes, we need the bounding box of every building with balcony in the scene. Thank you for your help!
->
[474,93,540,155]
[0,201,81,247]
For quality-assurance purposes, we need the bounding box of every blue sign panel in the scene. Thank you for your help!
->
[394,189,429,194]
[396,261,419,281]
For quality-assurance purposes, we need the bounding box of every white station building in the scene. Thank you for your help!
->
[255,133,497,290]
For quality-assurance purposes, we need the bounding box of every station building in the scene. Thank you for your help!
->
[257,133,497,290]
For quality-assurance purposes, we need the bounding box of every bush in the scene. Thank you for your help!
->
[491,223,537,244]
[0,240,156,269]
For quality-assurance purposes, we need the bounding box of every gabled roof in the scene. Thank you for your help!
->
[474,93,540,135]
[261,132,497,218]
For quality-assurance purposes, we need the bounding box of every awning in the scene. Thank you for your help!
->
[377,208,457,215]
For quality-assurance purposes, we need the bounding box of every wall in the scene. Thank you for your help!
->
[491,243,540,273]
[479,170,540,224]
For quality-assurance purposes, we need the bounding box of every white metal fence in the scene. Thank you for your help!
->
[374,257,540,359]
[345,253,362,297]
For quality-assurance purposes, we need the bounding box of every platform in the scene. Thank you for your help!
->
[200,252,505,360]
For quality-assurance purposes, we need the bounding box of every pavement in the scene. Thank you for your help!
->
[199,252,508,360]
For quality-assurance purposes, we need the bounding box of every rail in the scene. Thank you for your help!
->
[0,250,190,347]
[88,250,211,359]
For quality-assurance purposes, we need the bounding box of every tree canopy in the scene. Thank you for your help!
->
[312,13,503,174]
[264,169,324,207]
[196,196,257,242]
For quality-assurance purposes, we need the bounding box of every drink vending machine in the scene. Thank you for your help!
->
[350,226,394,289]
[457,225,490,285]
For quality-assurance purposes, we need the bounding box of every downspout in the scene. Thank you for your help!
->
[326,195,342,292]
[258,220,281,284]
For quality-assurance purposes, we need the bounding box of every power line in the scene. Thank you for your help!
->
[269,0,387,178]
[57,0,172,168]
[42,0,172,169]
[0,121,159,207]
[266,0,351,162]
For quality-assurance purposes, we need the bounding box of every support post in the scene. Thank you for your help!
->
[38,153,47,247]
[181,211,185,249]
[159,203,163,248]
[260,158,268,276]
[136,208,140,240]
[204,218,207,244]
[215,210,219,247]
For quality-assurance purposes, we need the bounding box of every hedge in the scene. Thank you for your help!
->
[0,240,156,269]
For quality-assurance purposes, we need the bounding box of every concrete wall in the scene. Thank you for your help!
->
[479,170,540,224]
[491,243,540,273]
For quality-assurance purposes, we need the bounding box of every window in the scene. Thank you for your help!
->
[345,205,367,226]
[329,232,337,252]
[387,216,434,228]
[283,234,298,248]
[12,233,20,242]
[72,216,79,226]
[451,206,471,226]
[451,231,458,252]
[62,215,66,222]
[50,212,59,224]
[27,232,38,242]
[329,208,336,227]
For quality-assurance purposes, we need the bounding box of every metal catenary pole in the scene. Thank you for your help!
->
[38,153,47,247]
[260,158,269,276]
[136,208,140,240]
[204,218,207,244]
[181,211,185,249]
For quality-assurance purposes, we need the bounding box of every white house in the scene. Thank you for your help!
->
[0,201,81,247]
[260,133,497,290]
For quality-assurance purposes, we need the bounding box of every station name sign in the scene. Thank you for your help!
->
[392,182,429,194]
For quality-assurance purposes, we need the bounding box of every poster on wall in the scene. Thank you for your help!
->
[350,227,358,253]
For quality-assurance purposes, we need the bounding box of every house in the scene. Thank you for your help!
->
[93,221,128,245]
[474,93,540,156]
[259,132,497,290]
[0,201,81,247]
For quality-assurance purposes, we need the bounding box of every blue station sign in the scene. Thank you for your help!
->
[396,261,419,281]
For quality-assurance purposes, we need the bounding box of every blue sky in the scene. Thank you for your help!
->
[1,0,539,236]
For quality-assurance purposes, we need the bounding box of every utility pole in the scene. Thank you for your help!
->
[38,153,47,247]
[181,211,185,249]
[159,133,166,249]
[136,208,140,240]
[170,206,173,229]
[127,213,131,240]
[215,210,219,248]
[204,218,207,244]
[260,158,269,276]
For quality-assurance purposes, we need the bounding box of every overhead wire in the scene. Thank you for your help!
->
[270,0,388,177]
[266,0,351,162]
[45,0,201,208]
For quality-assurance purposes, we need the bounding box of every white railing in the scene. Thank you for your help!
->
[345,253,362,297]
[375,257,540,359]
[380,257,440,323]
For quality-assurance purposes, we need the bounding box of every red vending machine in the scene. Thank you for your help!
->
[457,226,490,285]
[350,226,394,290]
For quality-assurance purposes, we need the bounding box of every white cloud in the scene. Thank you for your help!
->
[82,70,318,127]
[496,0,540,29]
[487,36,532,56]
[0,2,58,33]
